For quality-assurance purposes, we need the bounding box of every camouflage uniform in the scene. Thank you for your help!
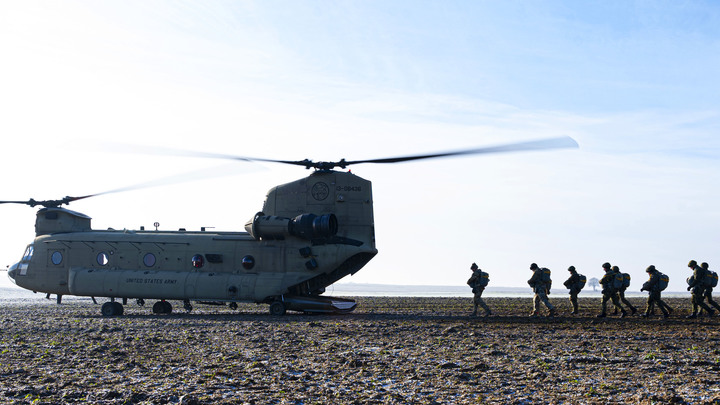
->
[701,262,720,313]
[641,265,670,318]
[527,263,555,317]
[687,260,714,318]
[467,263,491,317]
[563,266,581,314]
[598,263,627,318]
[612,266,637,315]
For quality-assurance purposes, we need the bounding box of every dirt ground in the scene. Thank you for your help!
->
[1,296,720,404]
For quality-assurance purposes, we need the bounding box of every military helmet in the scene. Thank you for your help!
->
[688,260,697,268]
[602,262,611,269]
[702,262,709,270]
[568,265,576,272]
[530,263,539,270]
[611,265,619,272]
[646,265,656,272]
[471,262,478,270]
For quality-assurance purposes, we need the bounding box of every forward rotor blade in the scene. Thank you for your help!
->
[0,200,37,206]
[0,196,93,208]
[344,136,579,165]
[0,163,258,208]
[88,163,262,198]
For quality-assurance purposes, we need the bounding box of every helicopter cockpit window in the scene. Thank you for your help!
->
[97,252,109,266]
[143,253,156,267]
[191,254,204,269]
[22,246,34,261]
[51,251,63,265]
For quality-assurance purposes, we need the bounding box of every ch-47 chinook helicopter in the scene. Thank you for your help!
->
[3,136,577,316]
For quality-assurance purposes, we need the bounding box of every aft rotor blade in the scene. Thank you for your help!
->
[343,136,579,165]
[96,141,305,166]
[96,136,578,171]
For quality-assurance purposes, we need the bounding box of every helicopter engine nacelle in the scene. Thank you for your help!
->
[245,212,338,241]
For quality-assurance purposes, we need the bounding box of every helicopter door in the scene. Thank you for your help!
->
[46,248,68,287]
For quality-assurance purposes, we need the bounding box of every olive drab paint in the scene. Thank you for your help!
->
[8,171,377,315]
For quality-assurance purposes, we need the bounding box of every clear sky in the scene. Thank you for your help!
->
[1,1,719,293]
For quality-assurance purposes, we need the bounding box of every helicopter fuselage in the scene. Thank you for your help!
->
[8,170,377,315]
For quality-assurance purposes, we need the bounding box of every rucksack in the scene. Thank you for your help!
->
[658,272,669,291]
[575,274,587,291]
[467,270,489,289]
[477,271,489,287]
[612,273,624,290]
[541,267,551,283]
[621,273,631,289]
[705,271,719,288]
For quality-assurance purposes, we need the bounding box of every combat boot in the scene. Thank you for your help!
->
[620,310,628,318]
[529,311,539,317]
[484,310,492,318]
[596,313,607,318]
[686,313,698,319]
[548,308,556,317]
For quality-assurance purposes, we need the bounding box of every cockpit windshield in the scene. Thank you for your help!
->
[22,245,33,262]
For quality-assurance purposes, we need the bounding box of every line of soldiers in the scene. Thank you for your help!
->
[466,260,720,318]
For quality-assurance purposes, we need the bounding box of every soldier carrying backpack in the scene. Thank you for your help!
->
[597,262,627,318]
[563,265,585,315]
[686,260,714,319]
[528,263,556,317]
[467,262,491,317]
[612,266,637,316]
[641,265,672,318]
[700,262,720,314]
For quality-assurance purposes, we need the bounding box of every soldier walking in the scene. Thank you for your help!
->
[701,262,720,314]
[563,265,584,315]
[641,265,670,318]
[612,265,637,315]
[467,263,491,317]
[598,262,627,318]
[528,263,556,317]
[687,260,714,319]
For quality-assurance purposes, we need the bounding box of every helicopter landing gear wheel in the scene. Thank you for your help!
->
[101,301,124,316]
[153,301,173,314]
[269,301,286,316]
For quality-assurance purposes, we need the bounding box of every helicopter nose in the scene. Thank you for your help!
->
[7,262,18,283]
